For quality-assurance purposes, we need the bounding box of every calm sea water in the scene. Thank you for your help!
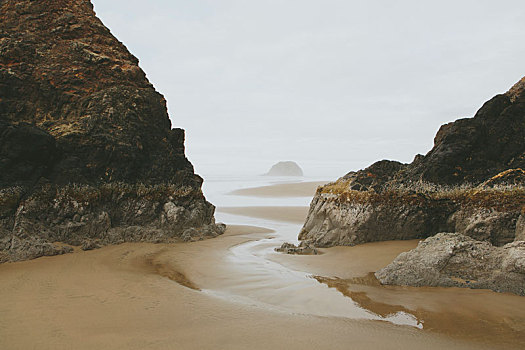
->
[202,174,328,244]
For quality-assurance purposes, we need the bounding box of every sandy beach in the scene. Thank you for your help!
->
[270,241,525,347]
[0,226,493,350]
[228,181,327,197]
[217,206,309,224]
[0,181,523,349]
[3,1,523,349]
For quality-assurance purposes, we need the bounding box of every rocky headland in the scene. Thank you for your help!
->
[0,0,224,262]
[299,77,525,294]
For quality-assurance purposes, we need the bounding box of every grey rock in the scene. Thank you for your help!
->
[448,207,519,246]
[300,177,523,248]
[375,233,525,295]
[265,161,303,176]
[81,240,101,251]
[1,183,225,262]
[299,191,452,247]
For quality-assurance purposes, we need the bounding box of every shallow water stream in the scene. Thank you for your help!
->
[201,175,525,348]
[203,175,420,326]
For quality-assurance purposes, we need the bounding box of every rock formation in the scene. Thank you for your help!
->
[299,77,525,294]
[275,241,319,255]
[0,0,224,262]
[265,161,304,176]
[375,233,525,296]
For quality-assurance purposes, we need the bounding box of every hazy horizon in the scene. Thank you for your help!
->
[91,0,525,179]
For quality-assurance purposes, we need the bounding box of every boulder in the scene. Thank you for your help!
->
[375,233,525,295]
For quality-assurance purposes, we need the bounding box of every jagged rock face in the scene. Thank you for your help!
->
[375,233,525,296]
[396,79,525,186]
[0,0,224,262]
[341,160,407,192]
[0,0,195,186]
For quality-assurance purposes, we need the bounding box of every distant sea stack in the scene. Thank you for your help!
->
[0,0,224,262]
[299,77,525,295]
[265,161,304,176]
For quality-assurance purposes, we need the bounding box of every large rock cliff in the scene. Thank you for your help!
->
[0,0,224,262]
[299,77,525,294]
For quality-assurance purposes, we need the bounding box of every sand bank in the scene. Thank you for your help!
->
[217,206,309,224]
[228,181,327,197]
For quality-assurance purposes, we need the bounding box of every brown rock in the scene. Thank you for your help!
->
[0,0,224,262]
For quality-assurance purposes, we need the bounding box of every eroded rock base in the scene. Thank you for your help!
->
[0,183,225,262]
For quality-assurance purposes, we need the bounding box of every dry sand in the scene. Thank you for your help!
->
[228,181,327,197]
[1,180,523,349]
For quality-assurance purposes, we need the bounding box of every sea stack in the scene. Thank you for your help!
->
[0,0,224,262]
[299,77,525,294]
[265,161,304,176]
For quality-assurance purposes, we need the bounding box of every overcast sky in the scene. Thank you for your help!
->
[91,0,525,178]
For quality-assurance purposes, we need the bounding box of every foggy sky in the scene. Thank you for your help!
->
[91,0,525,178]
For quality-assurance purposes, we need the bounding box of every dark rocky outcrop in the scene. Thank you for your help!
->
[340,160,407,192]
[396,79,525,186]
[299,77,525,294]
[265,161,304,176]
[0,0,224,262]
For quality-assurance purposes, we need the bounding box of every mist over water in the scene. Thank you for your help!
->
[91,0,525,180]
[186,135,416,180]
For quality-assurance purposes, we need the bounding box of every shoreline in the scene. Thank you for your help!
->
[0,224,494,350]
[1,180,523,349]
[217,206,309,224]
[228,181,327,198]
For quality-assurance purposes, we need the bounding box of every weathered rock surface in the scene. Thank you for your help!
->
[275,241,319,255]
[300,168,524,248]
[300,77,525,248]
[299,77,524,294]
[375,233,525,296]
[396,81,525,186]
[265,161,304,176]
[0,0,224,262]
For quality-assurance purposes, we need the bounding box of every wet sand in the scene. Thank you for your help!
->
[1,180,523,349]
[0,225,484,350]
[217,206,309,224]
[270,241,525,347]
[218,185,525,348]
[228,181,327,197]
